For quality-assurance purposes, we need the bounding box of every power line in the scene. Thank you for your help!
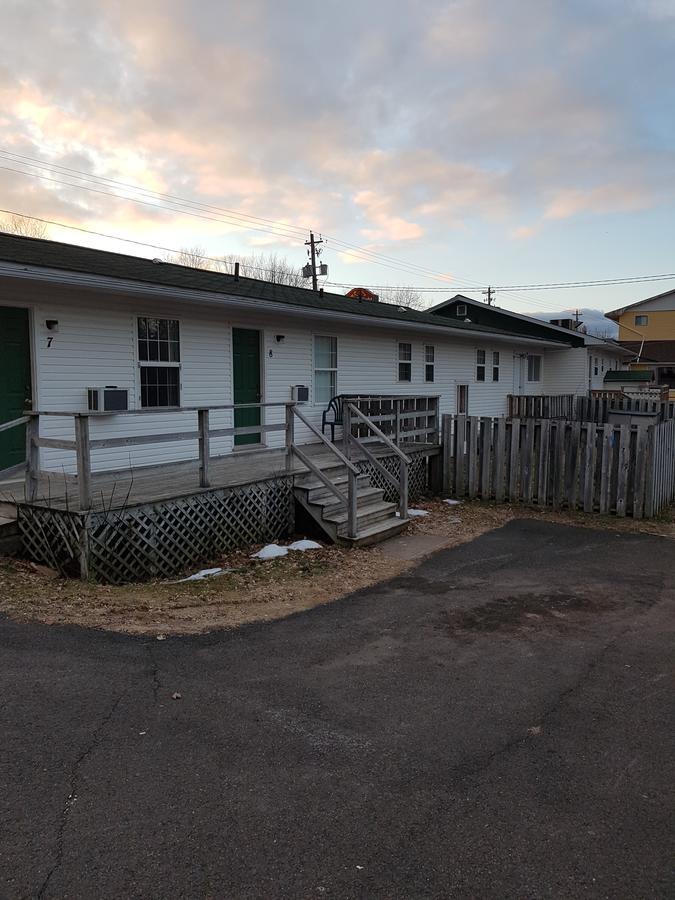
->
[0,149,487,287]
[0,148,309,238]
[3,149,672,308]
[0,209,298,278]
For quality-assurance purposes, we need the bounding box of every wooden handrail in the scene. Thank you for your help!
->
[0,415,29,434]
[347,403,411,464]
[345,401,410,521]
[290,406,359,474]
[290,444,348,505]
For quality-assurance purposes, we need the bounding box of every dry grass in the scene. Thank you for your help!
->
[1,498,672,635]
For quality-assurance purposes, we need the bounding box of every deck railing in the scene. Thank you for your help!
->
[14,399,422,533]
[20,403,295,511]
[346,394,440,444]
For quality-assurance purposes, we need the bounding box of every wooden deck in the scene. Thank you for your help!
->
[0,440,437,514]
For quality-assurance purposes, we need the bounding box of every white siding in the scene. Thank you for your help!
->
[7,284,588,473]
[543,347,589,396]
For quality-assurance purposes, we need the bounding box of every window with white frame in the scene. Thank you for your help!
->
[476,349,486,382]
[137,317,180,408]
[314,335,338,404]
[635,314,648,326]
[425,345,435,382]
[527,354,542,383]
[492,351,500,382]
[398,342,412,382]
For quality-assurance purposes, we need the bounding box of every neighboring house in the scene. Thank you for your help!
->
[606,288,675,396]
[428,295,630,398]
[0,235,594,476]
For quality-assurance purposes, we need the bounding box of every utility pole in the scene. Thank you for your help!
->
[572,308,582,328]
[482,286,495,306]
[304,232,324,291]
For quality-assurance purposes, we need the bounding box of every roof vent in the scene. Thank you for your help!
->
[152,258,163,264]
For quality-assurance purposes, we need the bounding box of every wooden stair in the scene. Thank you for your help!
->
[293,463,408,547]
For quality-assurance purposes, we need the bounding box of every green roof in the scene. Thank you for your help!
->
[604,370,653,383]
[0,232,569,344]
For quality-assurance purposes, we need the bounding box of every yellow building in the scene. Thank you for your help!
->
[606,288,675,398]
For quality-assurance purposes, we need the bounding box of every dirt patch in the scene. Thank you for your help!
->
[442,590,617,636]
[0,498,672,634]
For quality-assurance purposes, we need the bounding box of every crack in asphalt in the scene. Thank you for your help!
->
[145,642,161,704]
[36,692,125,899]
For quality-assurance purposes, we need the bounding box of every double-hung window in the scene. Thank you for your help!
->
[492,351,500,382]
[476,349,486,382]
[314,335,337,404]
[398,342,412,382]
[137,317,180,408]
[527,354,542,383]
[424,345,435,382]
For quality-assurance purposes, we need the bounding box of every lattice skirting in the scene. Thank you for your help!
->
[18,477,294,584]
[356,450,429,503]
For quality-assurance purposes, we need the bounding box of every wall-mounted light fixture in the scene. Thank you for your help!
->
[275,334,286,343]
[46,319,59,332]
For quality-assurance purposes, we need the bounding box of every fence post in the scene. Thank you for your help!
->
[441,414,452,494]
[198,408,210,488]
[285,403,295,475]
[24,414,39,503]
[74,414,92,511]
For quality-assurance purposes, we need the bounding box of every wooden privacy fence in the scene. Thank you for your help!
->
[507,394,574,419]
[441,414,675,519]
[576,395,675,423]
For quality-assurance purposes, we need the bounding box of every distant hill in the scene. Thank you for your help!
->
[533,308,617,339]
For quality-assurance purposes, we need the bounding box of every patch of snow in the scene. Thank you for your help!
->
[251,543,289,560]
[407,508,430,517]
[288,539,322,551]
[443,498,462,506]
[174,567,225,583]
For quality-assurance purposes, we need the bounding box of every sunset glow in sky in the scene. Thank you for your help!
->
[2,0,675,316]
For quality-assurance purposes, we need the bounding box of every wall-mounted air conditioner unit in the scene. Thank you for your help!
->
[291,385,309,403]
[87,386,129,412]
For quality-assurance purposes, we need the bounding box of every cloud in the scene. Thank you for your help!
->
[544,184,657,220]
[0,0,674,268]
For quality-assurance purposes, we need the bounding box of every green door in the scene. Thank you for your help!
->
[0,307,32,471]
[232,328,261,446]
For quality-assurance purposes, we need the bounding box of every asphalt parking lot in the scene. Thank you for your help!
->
[1,520,673,899]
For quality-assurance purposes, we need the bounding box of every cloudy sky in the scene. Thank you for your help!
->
[1,0,674,319]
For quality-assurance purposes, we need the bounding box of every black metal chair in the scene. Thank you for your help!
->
[321,395,345,441]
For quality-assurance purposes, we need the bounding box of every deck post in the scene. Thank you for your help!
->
[399,457,409,520]
[25,414,39,503]
[342,400,352,459]
[394,398,401,446]
[74,414,92,511]
[285,403,295,475]
[198,408,210,488]
[347,468,358,538]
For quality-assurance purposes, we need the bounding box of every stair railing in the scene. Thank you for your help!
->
[286,403,360,537]
[343,401,411,520]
